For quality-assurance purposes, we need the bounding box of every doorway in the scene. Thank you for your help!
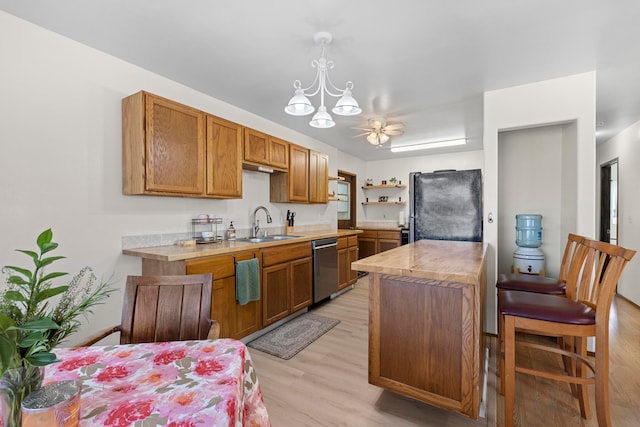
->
[337,170,356,229]
[600,159,618,244]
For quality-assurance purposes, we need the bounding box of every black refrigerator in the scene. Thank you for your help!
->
[409,169,483,242]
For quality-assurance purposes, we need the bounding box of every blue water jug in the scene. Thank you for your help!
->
[515,214,542,248]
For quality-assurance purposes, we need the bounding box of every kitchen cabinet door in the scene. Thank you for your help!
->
[123,91,206,196]
[378,239,400,253]
[338,247,350,290]
[290,256,313,312]
[348,245,359,285]
[289,144,310,202]
[243,128,270,165]
[269,136,289,170]
[358,237,377,259]
[309,150,329,203]
[232,251,262,339]
[206,115,242,198]
[262,263,290,326]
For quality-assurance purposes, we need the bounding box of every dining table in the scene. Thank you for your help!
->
[44,338,270,426]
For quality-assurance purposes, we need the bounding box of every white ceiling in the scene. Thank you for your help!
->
[2,0,640,161]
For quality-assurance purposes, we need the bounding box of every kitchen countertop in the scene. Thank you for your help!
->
[351,239,487,285]
[357,225,406,232]
[123,229,361,262]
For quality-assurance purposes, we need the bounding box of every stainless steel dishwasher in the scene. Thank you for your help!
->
[312,237,338,303]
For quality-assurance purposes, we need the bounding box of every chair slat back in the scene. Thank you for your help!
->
[567,238,635,314]
[120,274,213,344]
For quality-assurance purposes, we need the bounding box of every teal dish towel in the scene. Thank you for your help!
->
[236,258,260,305]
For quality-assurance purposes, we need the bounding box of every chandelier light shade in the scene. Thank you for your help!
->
[285,31,362,128]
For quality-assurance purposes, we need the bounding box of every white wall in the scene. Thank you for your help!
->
[484,72,596,334]
[498,125,566,279]
[596,119,640,305]
[0,12,339,345]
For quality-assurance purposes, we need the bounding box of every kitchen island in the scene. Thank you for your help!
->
[351,239,487,420]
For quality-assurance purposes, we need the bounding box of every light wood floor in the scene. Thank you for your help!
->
[249,277,640,427]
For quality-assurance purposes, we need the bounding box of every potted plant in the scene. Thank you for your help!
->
[0,229,115,426]
[389,177,398,185]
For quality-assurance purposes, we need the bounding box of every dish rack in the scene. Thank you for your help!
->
[192,216,223,243]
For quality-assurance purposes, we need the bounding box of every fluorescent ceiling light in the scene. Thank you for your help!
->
[390,138,466,153]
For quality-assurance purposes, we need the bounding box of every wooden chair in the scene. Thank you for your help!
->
[79,274,220,346]
[497,233,587,295]
[499,238,635,427]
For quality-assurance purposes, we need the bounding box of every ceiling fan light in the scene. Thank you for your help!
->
[309,106,335,128]
[366,132,379,145]
[332,90,362,116]
[285,89,314,116]
[379,133,390,144]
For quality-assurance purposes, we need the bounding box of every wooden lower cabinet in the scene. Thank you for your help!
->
[358,229,400,259]
[338,235,359,290]
[185,250,262,340]
[261,242,312,326]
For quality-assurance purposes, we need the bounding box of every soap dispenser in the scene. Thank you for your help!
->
[226,221,236,240]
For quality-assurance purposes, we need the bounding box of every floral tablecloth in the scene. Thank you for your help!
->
[46,339,270,427]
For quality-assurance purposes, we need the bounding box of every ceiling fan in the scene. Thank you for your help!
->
[354,117,405,147]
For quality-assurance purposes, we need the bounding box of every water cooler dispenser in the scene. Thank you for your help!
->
[513,214,545,275]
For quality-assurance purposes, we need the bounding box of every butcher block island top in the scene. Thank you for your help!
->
[351,239,486,284]
[353,239,487,420]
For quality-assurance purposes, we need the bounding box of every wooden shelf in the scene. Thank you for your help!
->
[362,201,407,205]
[362,184,406,189]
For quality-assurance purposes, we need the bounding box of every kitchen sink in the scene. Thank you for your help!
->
[235,235,301,243]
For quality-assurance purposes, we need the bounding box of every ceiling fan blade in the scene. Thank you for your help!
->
[384,129,405,136]
[384,123,405,131]
[352,131,371,138]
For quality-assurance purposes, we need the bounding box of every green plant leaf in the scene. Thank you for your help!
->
[36,229,53,248]
[37,285,69,301]
[25,351,58,366]
[3,290,28,303]
[16,249,39,263]
[0,313,17,331]
[38,255,66,268]
[18,331,44,348]
[40,271,68,283]
[5,275,29,285]
[40,242,59,254]
[19,318,60,331]
[3,265,33,280]
[0,335,17,371]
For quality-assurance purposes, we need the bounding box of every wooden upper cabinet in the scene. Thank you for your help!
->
[123,91,206,196]
[288,144,310,202]
[309,150,329,203]
[243,128,270,165]
[206,115,242,198]
[269,137,289,170]
[243,128,289,170]
[122,91,241,199]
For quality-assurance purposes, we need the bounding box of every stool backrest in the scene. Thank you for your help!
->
[566,238,635,319]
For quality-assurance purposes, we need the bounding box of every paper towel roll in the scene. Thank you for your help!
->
[398,211,406,226]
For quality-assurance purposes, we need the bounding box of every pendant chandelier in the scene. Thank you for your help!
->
[284,31,362,128]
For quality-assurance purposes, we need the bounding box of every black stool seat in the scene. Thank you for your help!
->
[497,273,566,294]
[499,290,595,325]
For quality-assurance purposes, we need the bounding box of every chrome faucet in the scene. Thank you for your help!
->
[252,206,273,237]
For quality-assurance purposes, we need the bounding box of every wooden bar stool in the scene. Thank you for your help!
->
[499,238,635,427]
[497,233,586,295]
